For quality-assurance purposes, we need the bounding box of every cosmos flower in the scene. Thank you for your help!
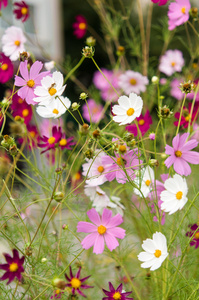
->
[151,0,169,5]
[126,110,152,137]
[44,60,55,71]
[174,102,199,129]
[0,53,14,84]
[50,289,64,299]
[72,15,87,39]
[149,132,155,140]
[134,166,155,198]
[36,96,71,119]
[13,1,29,23]
[170,78,184,101]
[0,249,25,284]
[2,26,26,61]
[38,126,62,154]
[0,0,8,10]
[102,282,133,300]
[10,94,32,124]
[159,50,184,76]
[58,134,75,150]
[186,224,199,249]
[65,266,93,297]
[168,0,191,31]
[77,208,125,254]
[82,99,104,123]
[118,70,149,95]
[160,174,188,215]
[164,132,199,176]
[137,232,168,271]
[112,93,143,126]
[102,148,141,184]
[14,60,50,105]
[33,71,66,106]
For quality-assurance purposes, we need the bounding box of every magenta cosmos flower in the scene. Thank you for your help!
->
[0,53,14,83]
[174,102,199,129]
[168,0,191,31]
[65,266,93,297]
[13,1,29,22]
[118,70,149,95]
[38,126,62,154]
[126,110,152,137]
[186,224,199,249]
[82,99,104,123]
[151,0,169,5]
[102,149,142,184]
[77,208,125,254]
[73,15,87,39]
[10,94,32,124]
[14,60,50,105]
[102,282,133,300]
[0,0,8,10]
[59,134,76,150]
[164,132,199,176]
[0,249,25,284]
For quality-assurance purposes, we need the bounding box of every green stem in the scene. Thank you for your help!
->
[64,56,85,83]
[176,94,187,136]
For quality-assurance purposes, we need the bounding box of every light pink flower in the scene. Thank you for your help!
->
[2,26,26,61]
[102,149,142,184]
[159,49,184,76]
[159,50,184,76]
[77,208,125,254]
[164,133,199,176]
[82,99,104,123]
[118,70,149,95]
[168,0,191,31]
[14,60,50,105]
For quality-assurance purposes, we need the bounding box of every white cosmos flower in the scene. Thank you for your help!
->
[138,232,169,271]
[2,26,26,61]
[36,96,71,119]
[134,166,154,198]
[44,60,55,71]
[33,71,66,105]
[112,93,143,125]
[160,174,188,215]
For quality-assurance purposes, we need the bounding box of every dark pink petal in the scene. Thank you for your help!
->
[0,264,9,270]
[0,272,10,281]
[75,267,81,279]
[3,253,13,264]
[77,221,97,233]
[108,282,115,293]
[76,289,86,297]
[104,233,119,251]
[80,275,91,283]
[30,61,43,79]
[81,232,98,250]
[116,283,123,292]
[93,234,104,254]
[87,208,101,226]
[106,214,123,228]
[101,208,112,226]
[19,61,29,81]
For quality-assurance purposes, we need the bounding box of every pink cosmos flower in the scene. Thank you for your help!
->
[168,0,191,31]
[2,26,26,61]
[164,132,199,176]
[77,208,125,254]
[14,60,50,105]
[125,110,152,137]
[151,0,169,5]
[82,99,104,123]
[0,53,14,84]
[118,70,149,95]
[170,78,184,101]
[38,126,62,154]
[102,282,133,300]
[73,15,87,39]
[149,132,155,140]
[174,102,199,129]
[0,0,8,10]
[159,50,184,76]
[186,224,199,249]
[102,149,142,184]
[13,1,29,23]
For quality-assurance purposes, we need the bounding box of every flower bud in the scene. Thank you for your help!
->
[149,159,159,167]
[52,278,66,290]
[123,132,134,142]
[151,76,159,84]
[82,46,94,58]
[9,145,18,156]
[180,81,194,94]
[159,105,173,119]
[41,258,47,263]
[84,149,94,159]
[79,123,90,135]
[92,129,101,139]
[79,92,88,100]
[20,51,29,62]
[62,224,68,230]
[72,102,80,111]
[116,46,125,56]
[53,192,64,202]
[86,36,96,47]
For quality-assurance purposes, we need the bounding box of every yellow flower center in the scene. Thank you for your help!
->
[129,78,137,85]
[55,289,61,294]
[70,278,81,289]
[176,191,183,200]
[21,7,28,15]
[138,119,145,126]
[119,145,127,153]
[185,114,190,122]
[1,64,8,71]
[30,131,36,138]
[14,40,21,46]
[116,157,126,166]
[22,108,29,117]
[145,179,151,186]
[171,61,176,67]
[48,137,56,144]
[175,150,182,157]
[48,87,57,96]
[154,249,162,258]
[9,262,18,272]
[113,292,122,300]
[97,225,106,235]
[27,79,35,88]
[18,98,24,104]
[59,139,67,146]
[75,172,81,180]
[181,7,186,14]
[52,108,59,114]
[92,107,99,114]
[194,232,199,239]
[127,108,135,116]
[79,22,87,30]
[97,166,104,173]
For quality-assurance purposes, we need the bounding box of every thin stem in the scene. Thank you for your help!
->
[175,94,187,136]
[64,56,85,83]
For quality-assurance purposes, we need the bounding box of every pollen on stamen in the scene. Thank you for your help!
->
[27,79,35,88]
[145,179,151,186]
[154,249,161,258]
[97,225,106,235]
[48,137,56,144]
[97,166,104,173]
[1,64,8,71]
[176,191,183,200]
[129,78,137,85]
[127,108,135,116]
[14,40,21,46]
[48,87,57,96]
[53,108,59,114]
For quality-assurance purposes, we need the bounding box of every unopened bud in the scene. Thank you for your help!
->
[80,123,89,135]
[72,102,80,110]
[79,92,88,100]
[53,192,64,202]
[149,159,159,167]
[52,278,66,290]
[151,76,159,84]
[41,258,47,263]
[62,224,68,230]
[82,46,94,58]
[86,36,96,47]
[84,149,94,159]
[92,129,101,139]
[116,46,125,56]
